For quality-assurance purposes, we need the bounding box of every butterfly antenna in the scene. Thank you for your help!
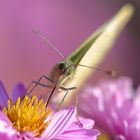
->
[33,28,65,59]
[78,64,116,76]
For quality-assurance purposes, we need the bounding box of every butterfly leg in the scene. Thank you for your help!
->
[27,80,56,108]
[26,75,53,95]
[31,81,52,88]
[58,86,77,110]
[59,86,83,127]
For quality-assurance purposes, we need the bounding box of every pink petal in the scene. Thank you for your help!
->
[0,111,21,140]
[0,118,17,138]
[68,117,95,130]
[78,118,95,129]
[0,133,19,140]
[42,107,76,139]
[12,83,26,103]
[56,117,99,140]
[55,129,99,140]
[115,135,126,140]
[0,111,11,126]
[0,81,9,108]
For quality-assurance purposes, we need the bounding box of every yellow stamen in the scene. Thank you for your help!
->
[98,129,111,140]
[3,96,52,137]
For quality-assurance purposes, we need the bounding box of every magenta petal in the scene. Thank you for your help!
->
[42,107,76,139]
[79,77,140,139]
[56,117,99,140]
[115,135,126,140]
[68,118,95,130]
[0,133,20,140]
[0,81,9,108]
[20,132,45,140]
[79,118,95,129]
[12,83,26,103]
[56,129,99,140]
[0,111,11,125]
[0,112,19,139]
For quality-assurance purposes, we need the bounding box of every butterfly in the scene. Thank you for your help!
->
[26,4,134,109]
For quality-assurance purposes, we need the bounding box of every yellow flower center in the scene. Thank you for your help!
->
[98,129,111,140]
[3,96,52,137]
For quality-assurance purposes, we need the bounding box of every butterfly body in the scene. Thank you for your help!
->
[49,60,76,88]
[28,4,134,106]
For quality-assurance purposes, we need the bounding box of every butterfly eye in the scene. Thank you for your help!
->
[58,62,72,75]
[58,62,65,70]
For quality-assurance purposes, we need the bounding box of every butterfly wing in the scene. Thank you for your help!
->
[55,4,134,104]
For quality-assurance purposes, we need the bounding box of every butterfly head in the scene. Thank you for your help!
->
[58,60,76,77]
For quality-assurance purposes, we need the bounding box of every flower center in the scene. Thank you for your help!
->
[3,96,52,137]
[98,129,111,140]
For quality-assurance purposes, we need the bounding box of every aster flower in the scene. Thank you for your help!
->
[79,77,140,140]
[0,81,99,140]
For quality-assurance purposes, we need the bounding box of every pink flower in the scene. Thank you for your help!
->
[79,77,140,140]
[0,81,99,140]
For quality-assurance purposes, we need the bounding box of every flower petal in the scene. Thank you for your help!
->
[12,83,26,103]
[42,107,76,139]
[55,117,99,140]
[56,129,100,140]
[0,81,9,108]
[0,133,19,140]
[79,118,95,129]
[115,135,126,140]
[79,77,140,140]
[67,117,95,130]
[0,112,18,139]
[0,111,11,125]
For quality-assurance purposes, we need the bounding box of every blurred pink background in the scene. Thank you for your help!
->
[0,0,140,93]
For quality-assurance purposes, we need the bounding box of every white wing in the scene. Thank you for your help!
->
[54,4,135,105]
